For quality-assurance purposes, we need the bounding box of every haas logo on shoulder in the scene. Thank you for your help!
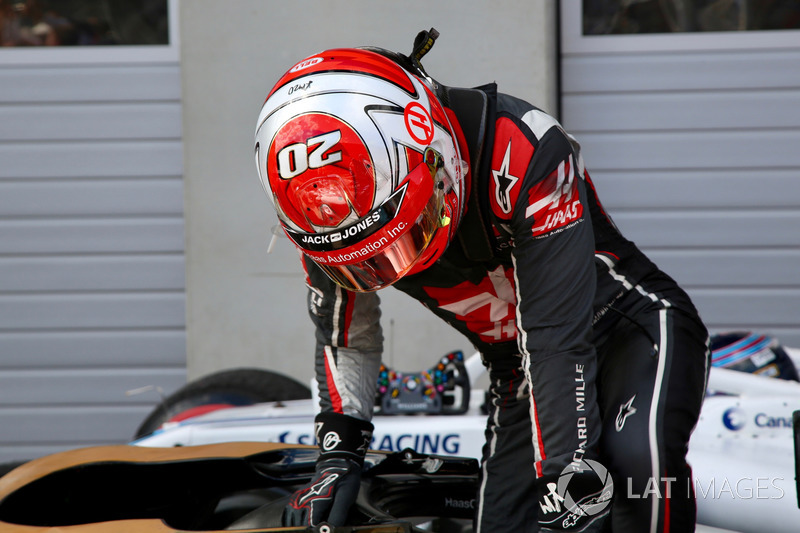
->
[525,154,583,238]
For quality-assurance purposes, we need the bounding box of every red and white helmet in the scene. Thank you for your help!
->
[254,47,468,292]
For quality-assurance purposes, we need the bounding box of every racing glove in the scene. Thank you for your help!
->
[282,412,374,527]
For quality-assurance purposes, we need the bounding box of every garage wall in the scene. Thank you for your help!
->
[179,0,558,382]
[0,0,557,466]
[559,5,800,346]
[0,47,187,461]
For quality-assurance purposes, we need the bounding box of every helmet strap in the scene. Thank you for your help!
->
[408,27,439,79]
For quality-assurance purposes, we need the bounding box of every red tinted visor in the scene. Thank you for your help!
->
[285,149,449,292]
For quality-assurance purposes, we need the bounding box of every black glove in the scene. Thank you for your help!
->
[283,457,362,527]
[282,412,373,527]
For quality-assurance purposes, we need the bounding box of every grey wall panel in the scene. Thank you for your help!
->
[0,66,181,103]
[646,249,800,288]
[0,255,185,292]
[0,406,151,444]
[0,331,185,368]
[589,169,798,210]
[0,141,183,178]
[611,210,800,248]
[562,50,800,93]
[561,27,800,351]
[691,289,800,327]
[0,219,185,254]
[0,57,186,462]
[564,90,800,132]
[0,368,186,405]
[577,130,800,171]
[0,445,85,464]
[0,179,183,216]
[0,103,182,141]
[0,293,185,330]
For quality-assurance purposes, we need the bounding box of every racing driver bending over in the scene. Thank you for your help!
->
[253,30,709,532]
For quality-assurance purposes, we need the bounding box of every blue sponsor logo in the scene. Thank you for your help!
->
[720,408,794,431]
[754,413,793,428]
[371,433,460,455]
[722,407,746,431]
[279,431,461,455]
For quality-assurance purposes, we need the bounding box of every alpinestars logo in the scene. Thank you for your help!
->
[357,430,371,455]
[322,431,342,451]
[525,154,583,238]
[492,140,520,214]
[298,472,339,505]
[615,395,637,432]
[488,116,533,220]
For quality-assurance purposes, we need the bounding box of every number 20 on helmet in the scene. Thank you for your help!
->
[254,48,468,292]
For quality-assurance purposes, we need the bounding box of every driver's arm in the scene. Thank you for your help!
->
[508,114,605,528]
[281,257,383,527]
[303,255,384,422]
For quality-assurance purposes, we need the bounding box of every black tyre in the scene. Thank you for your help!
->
[134,368,311,439]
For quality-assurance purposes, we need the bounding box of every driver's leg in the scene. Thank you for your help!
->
[475,354,539,533]
[595,307,708,532]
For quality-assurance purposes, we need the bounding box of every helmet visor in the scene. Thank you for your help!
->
[303,149,448,292]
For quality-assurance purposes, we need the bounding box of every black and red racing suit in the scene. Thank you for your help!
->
[301,84,709,532]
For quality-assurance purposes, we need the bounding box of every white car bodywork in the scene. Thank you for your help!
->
[134,349,800,533]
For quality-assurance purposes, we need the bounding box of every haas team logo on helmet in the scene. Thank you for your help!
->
[404,102,435,145]
[254,48,468,292]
